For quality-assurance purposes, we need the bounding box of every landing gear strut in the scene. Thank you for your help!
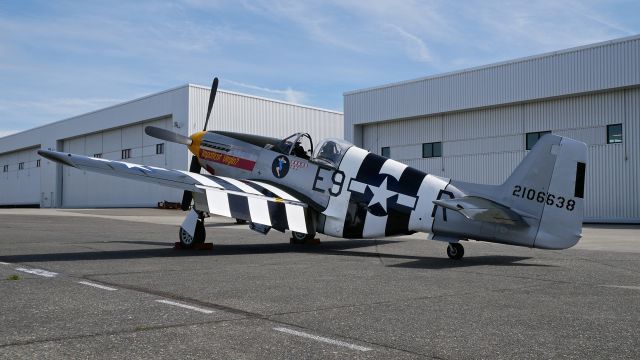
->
[447,242,464,260]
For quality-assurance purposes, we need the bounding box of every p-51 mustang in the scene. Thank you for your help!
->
[38,77,587,259]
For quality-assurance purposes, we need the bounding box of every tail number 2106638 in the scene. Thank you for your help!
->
[512,185,575,211]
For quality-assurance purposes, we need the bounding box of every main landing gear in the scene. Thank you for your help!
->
[178,209,207,249]
[447,242,464,260]
[290,231,319,245]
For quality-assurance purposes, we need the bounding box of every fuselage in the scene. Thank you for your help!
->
[188,131,458,239]
[37,128,586,252]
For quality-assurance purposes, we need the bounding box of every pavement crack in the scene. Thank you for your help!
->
[82,275,268,319]
[0,319,236,349]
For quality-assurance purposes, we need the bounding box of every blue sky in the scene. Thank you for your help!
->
[1,0,639,137]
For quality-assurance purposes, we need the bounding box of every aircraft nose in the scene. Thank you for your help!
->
[188,131,206,156]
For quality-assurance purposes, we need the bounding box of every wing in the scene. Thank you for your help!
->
[38,150,312,234]
[432,196,527,226]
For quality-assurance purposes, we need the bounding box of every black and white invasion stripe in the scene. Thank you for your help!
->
[188,174,311,234]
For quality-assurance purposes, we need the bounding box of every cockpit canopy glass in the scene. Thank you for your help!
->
[274,133,313,160]
[313,138,353,168]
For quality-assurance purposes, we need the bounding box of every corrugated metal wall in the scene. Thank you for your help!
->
[0,147,41,205]
[189,86,344,141]
[0,84,343,208]
[360,88,639,222]
[61,117,175,207]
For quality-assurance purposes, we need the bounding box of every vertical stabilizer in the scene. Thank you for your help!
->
[501,134,587,249]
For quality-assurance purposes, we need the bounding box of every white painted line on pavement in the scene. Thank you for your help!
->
[601,285,640,290]
[155,299,215,314]
[77,281,117,291]
[15,267,58,278]
[0,262,10,265]
[273,327,372,352]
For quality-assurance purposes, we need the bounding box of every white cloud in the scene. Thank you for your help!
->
[0,97,124,133]
[0,98,123,115]
[241,0,635,68]
[0,0,637,134]
[242,1,366,52]
[384,24,432,63]
[225,80,308,104]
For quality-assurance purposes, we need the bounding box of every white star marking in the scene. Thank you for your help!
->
[348,177,419,212]
[367,178,396,212]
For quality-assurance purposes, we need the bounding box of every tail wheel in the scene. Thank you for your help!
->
[447,243,464,260]
[291,231,316,244]
[179,219,206,248]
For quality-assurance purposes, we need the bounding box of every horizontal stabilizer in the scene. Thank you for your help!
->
[432,196,527,226]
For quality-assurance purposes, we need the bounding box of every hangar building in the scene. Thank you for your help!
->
[344,35,640,223]
[0,85,343,208]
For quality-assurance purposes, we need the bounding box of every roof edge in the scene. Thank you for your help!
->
[1,84,190,140]
[188,84,343,115]
[344,34,640,96]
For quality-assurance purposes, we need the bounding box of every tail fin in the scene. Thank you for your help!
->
[501,134,587,249]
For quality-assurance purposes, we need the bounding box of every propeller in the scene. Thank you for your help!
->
[144,126,192,146]
[203,77,218,132]
[144,77,220,211]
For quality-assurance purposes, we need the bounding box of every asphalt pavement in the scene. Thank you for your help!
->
[0,209,638,359]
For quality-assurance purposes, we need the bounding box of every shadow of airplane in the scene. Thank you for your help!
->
[0,239,548,269]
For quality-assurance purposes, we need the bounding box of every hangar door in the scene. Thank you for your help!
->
[0,146,41,206]
[61,117,180,207]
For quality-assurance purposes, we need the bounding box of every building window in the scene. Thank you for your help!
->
[93,153,102,158]
[422,142,442,158]
[2,165,7,172]
[36,159,41,167]
[156,143,164,155]
[607,124,622,144]
[381,147,390,158]
[121,149,131,159]
[526,131,551,150]
[18,162,24,170]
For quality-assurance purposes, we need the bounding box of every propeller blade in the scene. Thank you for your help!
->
[145,126,192,146]
[181,155,202,211]
[203,77,219,131]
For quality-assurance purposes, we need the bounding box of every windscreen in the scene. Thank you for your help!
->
[313,138,353,168]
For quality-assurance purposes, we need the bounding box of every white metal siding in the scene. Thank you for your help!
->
[0,147,41,205]
[348,35,640,223]
[360,88,639,222]
[61,118,177,208]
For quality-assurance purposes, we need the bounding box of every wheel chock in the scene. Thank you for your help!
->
[173,242,213,250]
[289,237,321,245]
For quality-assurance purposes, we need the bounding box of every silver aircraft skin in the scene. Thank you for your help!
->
[37,78,588,259]
[38,130,587,259]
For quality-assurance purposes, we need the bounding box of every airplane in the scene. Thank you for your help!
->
[38,77,587,259]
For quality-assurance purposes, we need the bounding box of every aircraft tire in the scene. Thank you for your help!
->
[179,220,206,248]
[291,231,316,244]
[179,227,195,248]
[447,243,464,260]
